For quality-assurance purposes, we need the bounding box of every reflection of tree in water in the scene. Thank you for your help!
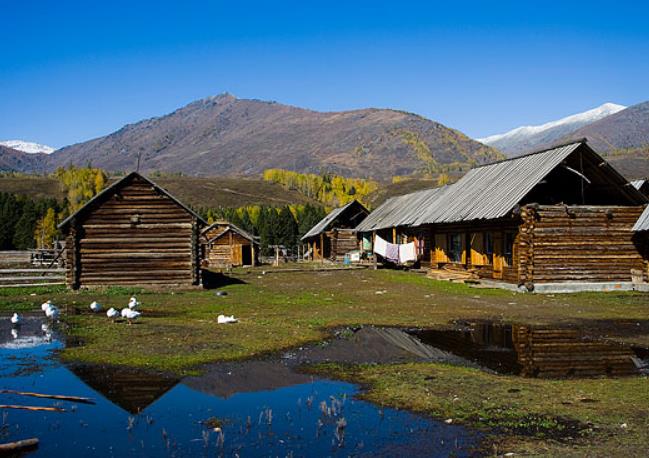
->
[68,364,179,414]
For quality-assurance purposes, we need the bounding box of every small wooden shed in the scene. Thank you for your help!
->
[301,200,369,261]
[200,221,259,268]
[58,172,206,289]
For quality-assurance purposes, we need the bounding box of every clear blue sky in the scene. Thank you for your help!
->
[1,0,648,148]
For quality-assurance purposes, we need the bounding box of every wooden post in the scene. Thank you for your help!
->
[320,233,325,264]
[71,220,81,290]
[392,227,397,244]
[192,217,199,285]
[372,231,378,270]
[251,243,256,267]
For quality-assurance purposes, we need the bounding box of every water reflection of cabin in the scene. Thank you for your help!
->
[69,364,179,414]
[301,200,369,261]
[200,221,259,267]
[356,140,649,288]
[58,172,206,289]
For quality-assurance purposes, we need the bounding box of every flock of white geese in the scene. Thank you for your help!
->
[9,296,143,327]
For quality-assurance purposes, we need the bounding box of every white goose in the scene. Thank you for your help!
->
[106,307,120,321]
[124,309,141,325]
[89,301,102,313]
[41,300,53,312]
[217,314,238,324]
[45,305,60,321]
[128,296,140,310]
[10,313,22,325]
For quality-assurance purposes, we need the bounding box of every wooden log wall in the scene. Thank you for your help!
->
[523,205,646,283]
[68,177,199,288]
[328,229,358,261]
[205,231,252,267]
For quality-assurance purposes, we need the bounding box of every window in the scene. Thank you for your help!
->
[447,233,463,263]
[484,232,494,264]
[504,232,515,266]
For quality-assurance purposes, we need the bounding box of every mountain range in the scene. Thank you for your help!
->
[0,140,55,155]
[0,94,501,180]
[2,95,649,180]
[478,103,626,156]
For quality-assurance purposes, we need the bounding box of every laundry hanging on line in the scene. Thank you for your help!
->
[373,235,418,264]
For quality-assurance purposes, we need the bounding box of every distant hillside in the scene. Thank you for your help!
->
[0,173,318,209]
[560,101,649,179]
[478,103,625,156]
[31,94,502,180]
[0,145,48,173]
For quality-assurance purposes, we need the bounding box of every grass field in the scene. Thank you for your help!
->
[1,268,648,455]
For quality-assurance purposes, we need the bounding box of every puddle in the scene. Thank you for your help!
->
[409,321,648,378]
[0,318,481,457]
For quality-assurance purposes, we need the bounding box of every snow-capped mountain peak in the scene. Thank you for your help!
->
[0,140,55,154]
[477,103,626,156]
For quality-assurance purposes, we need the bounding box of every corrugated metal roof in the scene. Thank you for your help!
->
[301,200,360,240]
[356,142,581,232]
[412,142,581,225]
[633,205,649,231]
[355,186,448,232]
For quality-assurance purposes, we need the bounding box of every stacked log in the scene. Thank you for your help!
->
[527,205,645,283]
[65,176,200,288]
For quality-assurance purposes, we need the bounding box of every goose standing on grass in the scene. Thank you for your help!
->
[128,296,140,310]
[124,309,141,325]
[45,304,60,321]
[41,300,53,312]
[10,313,22,326]
[106,307,120,321]
[121,307,130,319]
[90,301,102,313]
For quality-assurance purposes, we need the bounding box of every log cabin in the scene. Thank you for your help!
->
[357,140,649,289]
[301,200,369,261]
[58,172,206,289]
[200,221,259,268]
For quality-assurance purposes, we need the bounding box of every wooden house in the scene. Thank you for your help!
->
[357,140,649,288]
[58,172,206,289]
[200,221,259,268]
[301,200,369,261]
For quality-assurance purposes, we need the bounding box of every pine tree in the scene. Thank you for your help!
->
[13,200,37,249]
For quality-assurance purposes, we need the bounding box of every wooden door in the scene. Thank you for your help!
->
[493,233,503,279]
[232,244,243,266]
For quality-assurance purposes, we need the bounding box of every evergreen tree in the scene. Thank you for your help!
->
[0,194,20,249]
[13,200,37,249]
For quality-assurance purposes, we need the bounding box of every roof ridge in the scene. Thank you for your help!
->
[473,138,588,169]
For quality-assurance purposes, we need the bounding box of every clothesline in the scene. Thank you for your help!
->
[373,235,418,264]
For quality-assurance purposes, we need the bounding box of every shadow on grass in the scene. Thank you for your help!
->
[201,270,247,290]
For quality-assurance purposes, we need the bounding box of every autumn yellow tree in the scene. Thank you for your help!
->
[55,166,108,214]
[34,207,58,249]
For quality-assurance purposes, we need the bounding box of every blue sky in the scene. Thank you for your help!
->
[1,0,648,148]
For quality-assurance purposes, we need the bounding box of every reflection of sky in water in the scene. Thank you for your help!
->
[0,321,480,457]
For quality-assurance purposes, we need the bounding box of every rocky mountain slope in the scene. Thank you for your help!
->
[40,94,501,180]
[0,145,48,173]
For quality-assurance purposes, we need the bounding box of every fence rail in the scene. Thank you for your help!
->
[0,250,66,288]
